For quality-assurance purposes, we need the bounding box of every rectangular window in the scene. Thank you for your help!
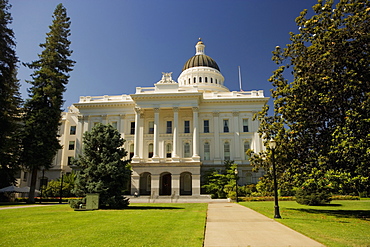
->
[166,143,172,158]
[166,121,172,134]
[130,122,135,135]
[111,121,118,129]
[70,126,76,135]
[184,143,191,157]
[224,142,230,160]
[67,156,73,166]
[243,119,249,132]
[184,120,190,133]
[223,119,229,133]
[68,141,75,150]
[149,121,154,134]
[204,120,209,133]
[244,141,251,160]
[148,144,153,158]
[204,142,210,160]
[130,144,134,159]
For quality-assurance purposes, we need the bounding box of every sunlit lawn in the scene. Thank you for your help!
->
[0,203,207,247]
[241,200,370,247]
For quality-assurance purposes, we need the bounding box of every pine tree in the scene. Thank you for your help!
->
[252,0,370,197]
[74,124,132,209]
[0,0,22,189]
[21,3,75,203]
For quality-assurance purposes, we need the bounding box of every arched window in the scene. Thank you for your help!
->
[188,78,191,84]
[224,142,230,160]
[166,143,172,158]
[215,79,218,84]
[205,77,208,83]
[211,78,213,83]
[194,77,196,83]
[244,141,250,160]
[199,77,202,82]
[148,143,153,158]
[184,142,191,158]
[204,142,210,160]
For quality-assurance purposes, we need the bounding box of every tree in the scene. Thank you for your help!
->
[252,0,370,199]
[202,160,238,199]
[0,0,22,190]
[74,124,132,209]
[42,172,76,197]
[20,4,75,203]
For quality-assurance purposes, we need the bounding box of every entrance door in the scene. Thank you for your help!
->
[160,173,172,195]
[139,172,151,195]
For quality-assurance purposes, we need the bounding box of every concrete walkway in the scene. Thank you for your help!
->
[204,202,325,247]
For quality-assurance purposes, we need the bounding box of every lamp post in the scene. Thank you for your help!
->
[234,168,238,203]
[269,138,281,219]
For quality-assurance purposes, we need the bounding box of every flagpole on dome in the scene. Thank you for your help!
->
[238,66,244,92]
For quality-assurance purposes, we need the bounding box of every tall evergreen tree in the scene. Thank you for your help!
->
[252,0,370,197]
[74,124,132,209]
[21,4,75,203]
[0,0,22,189]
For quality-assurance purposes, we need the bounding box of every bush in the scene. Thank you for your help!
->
[295,188,332,205]
[331,195,360,200]
[69,198,86,209]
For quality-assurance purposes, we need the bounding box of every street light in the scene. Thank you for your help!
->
[269,138,281,219]
[234,168,238,203]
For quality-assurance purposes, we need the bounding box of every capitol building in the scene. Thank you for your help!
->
[19,39,268,198]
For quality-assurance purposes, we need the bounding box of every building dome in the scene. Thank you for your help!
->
[182,40,220,71]
[178,39,228,92]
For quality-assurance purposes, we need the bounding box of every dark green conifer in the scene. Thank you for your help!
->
[74,124,132,209]
[0,0,22,189]
[21,3,75,203]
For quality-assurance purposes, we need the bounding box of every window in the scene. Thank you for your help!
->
[243,119,249,132]
[199,77,202,82]
[211,78,213,83]
[148,144,153,158]
[204,142,210,160]
[205,77,208,83]
[68,141,75,150]
[184,143,191,158]
[70,126,76,135]
[223,119,229,133]
[166,143,172,158]
[166,121,172,134]
[149,121,154,134]
[130,122,135,135]
[67,156,73,166]
[184,120,190,133]
[244,141,250,160]
[130,144,134,159]
[111,121,118,129]
[188,78,190,84]
[224,142,230,160]
[204,120,209,133]
[193,77,196,83]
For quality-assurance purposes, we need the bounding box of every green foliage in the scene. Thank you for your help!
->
[20,3,75,203]
[252,0,370,198]
[295,188,332,206]
[42,172,76,197]
[202,160,239,199]
[74,124,131,209]
[68,198,85,209]
[0,0,22,189]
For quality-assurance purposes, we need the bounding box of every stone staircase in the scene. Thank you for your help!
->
[126,194,230,203]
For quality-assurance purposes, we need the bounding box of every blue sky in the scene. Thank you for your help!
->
[10,0,319,110]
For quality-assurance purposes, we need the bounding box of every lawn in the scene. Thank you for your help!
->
[0,203,207,247]
[240,200,370,247]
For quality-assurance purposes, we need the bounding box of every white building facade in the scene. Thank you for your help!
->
[19,40,268,197]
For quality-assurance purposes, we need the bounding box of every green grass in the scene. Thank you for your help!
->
[240,200,370,247]
[0,203,207,247]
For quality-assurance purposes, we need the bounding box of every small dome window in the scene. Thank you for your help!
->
[199,77,202,83]
[205,77,208,83]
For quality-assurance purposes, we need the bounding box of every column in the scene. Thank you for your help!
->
[76,115,84,156]
[151,174,160,198]
[172,107,179,160]
[192,174,201,196]
[119,114,125,139]
[172,174,180,197]
[233,111,241,160]
[133,107,141,162]
[192,107,200,161]
[131,170,140,195]
[213,112,221,163]
[152,108,160,161]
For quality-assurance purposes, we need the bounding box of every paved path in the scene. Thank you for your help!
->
[204,202,325,247]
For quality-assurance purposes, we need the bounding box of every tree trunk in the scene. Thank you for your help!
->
[27,167,38,204]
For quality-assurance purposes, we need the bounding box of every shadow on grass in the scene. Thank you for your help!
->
[288,208,370,221]
[127,205,185,210]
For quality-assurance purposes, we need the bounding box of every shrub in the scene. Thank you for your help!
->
[68,198,85,209]
[295,188,332,205]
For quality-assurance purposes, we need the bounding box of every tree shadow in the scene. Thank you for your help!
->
[288,208,370,221]
[127,205,184,210]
